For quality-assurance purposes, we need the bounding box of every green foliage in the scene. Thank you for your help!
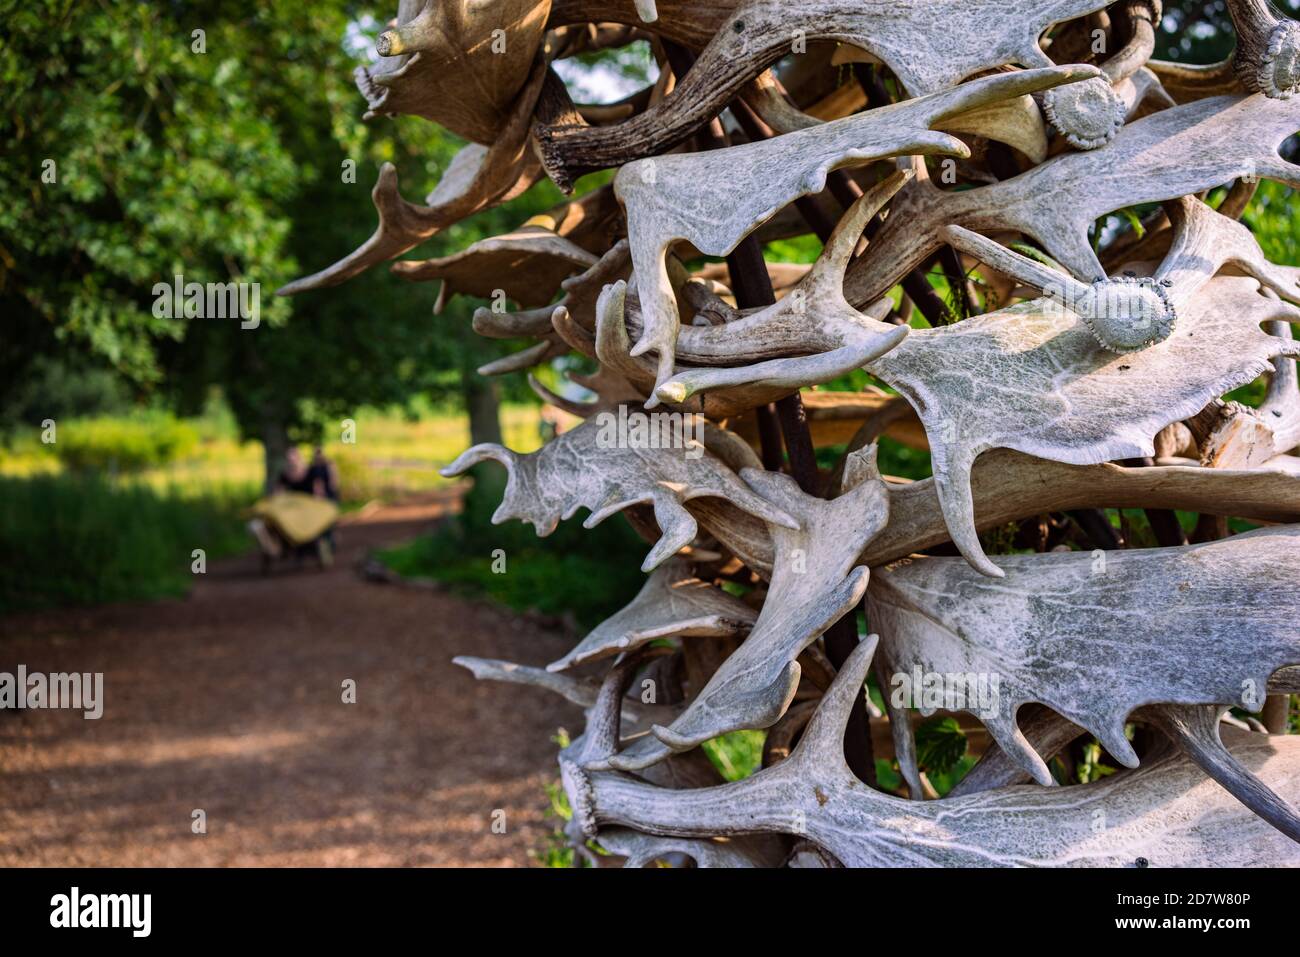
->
[377,469,648,628]
[814,436,933,481]
[1242,180,1300,267]
[702,730,765,781]
[913,716,979,795]
[53,412,198,471]
[1,1,305,385]
[0,472,252,614]
[0,1,565,482]
[1074,738,1119,784]
[0,355,132,428]
[914,716,968,775]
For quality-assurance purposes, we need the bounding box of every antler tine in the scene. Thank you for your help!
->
[1144,703,1300,844]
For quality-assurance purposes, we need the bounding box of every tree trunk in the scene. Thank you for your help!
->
[261,419,289,495]
[463,371,503,446]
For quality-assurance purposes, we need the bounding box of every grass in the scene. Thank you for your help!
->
[1,403,548,502]
[0,472,253,614]
[0,401,554,615]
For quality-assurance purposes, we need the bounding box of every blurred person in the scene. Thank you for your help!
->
[249,446,338,571]
[309,445,339,502]
[277,446,323,497]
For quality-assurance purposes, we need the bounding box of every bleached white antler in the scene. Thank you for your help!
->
[563,637,1300,866]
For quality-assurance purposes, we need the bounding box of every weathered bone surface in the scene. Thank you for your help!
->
[452,654,679,732]
[280,54,550,296]
[535,0,1108,183]
[1227,0,1300,98]
[596,447,889,772]
[300,5,1300,868]
[1147,0,1300,101]
[868,525,1300,787]
[845,93,1300,310]
[564,638,1300,866]
[390,186,619,312]
[1144,703,1300,843]
[869,451,1300,567]
[547,557,757,672]
[654,173,911,404]
[864,275,1300,575]
[686,448,1300,581]
[594,278,881,418]
[593,827,787,867]
[395,226,597,310]
[1040,0,1164,149]
[614,65,1099,394]
[361,0,552,141]
[440,412,798,572]
[941,195,1300,351]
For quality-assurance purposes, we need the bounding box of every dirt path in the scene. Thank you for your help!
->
[0,490,584,866]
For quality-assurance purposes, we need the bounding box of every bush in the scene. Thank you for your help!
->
[0,473,252,614]
[53,413,199,472]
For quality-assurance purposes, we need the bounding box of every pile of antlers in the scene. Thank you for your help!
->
[285,0,1300,866]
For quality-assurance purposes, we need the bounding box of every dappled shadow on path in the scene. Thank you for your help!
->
[0,492,582,866]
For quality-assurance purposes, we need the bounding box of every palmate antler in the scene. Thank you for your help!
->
[594,447,890,772]
[278,58,548,295]
[534,0,1111,185]
[440,412,798,572]
[562,637,1300,866]
[614,65,1098,394]
[298,1,1300,868]
[1039,0,1170,149]
[941,194,1300,351]
[546,557,757,672]
[843,92,1300,321]
[1149,0,1300,102]
[678,271,1299,578]
[360,0,553,140]
[868,525,1300,787]
[648,172,912,405]
[864,274,1300,576]
[683,448,1300,578]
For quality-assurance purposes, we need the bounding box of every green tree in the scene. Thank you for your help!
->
[0,1,555,485]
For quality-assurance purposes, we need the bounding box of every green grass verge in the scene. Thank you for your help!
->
[0,473,254,615]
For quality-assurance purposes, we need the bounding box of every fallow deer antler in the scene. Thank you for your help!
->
[440,412,798,573]
[562,636,1300,866]
[1147,0,1300,101]
[843,93,1300,319]
[360,0,553,141]
[546,557,757,672]
[652,172,912,405]
[860,274,1300,576]
[939,194,1300,351]
[685,446,1300,581]
[869,525,1300,791]
[612,65,1098,394]
[593,446,889,772]
[389,185,618,313]
[1041,0,1170,149]
[279,58,548,296]
[534,0,1110,186]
